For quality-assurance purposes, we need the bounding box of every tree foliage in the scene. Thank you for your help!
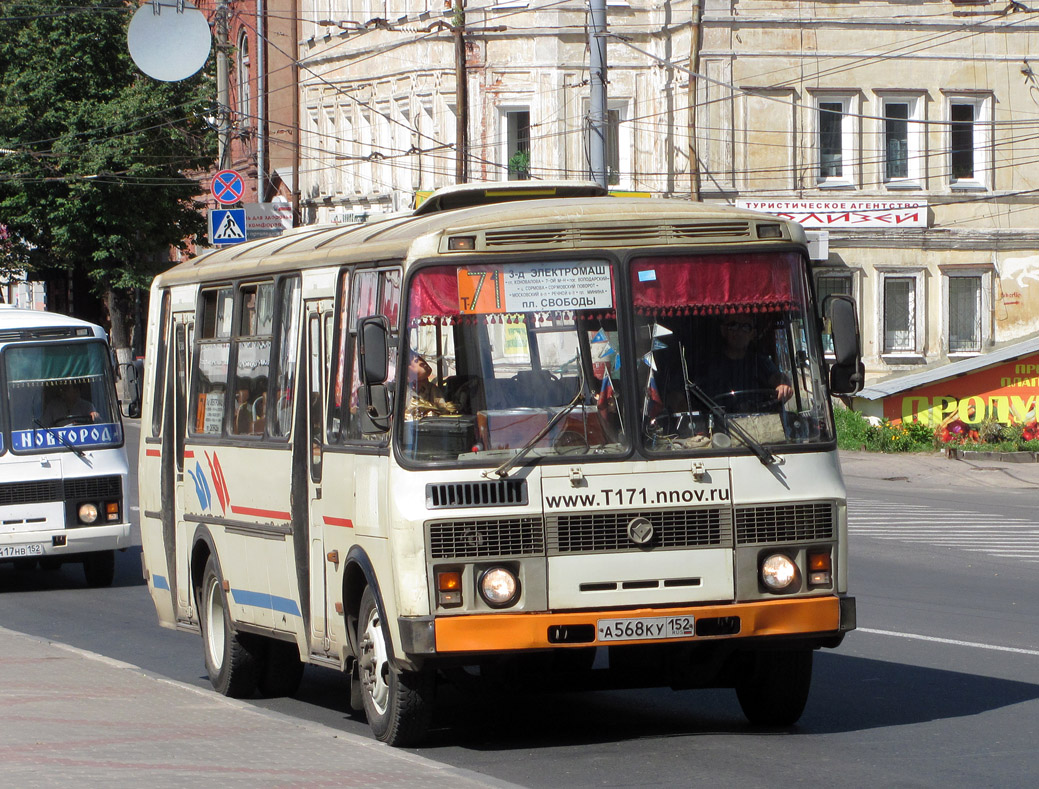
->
[0,0,216,340]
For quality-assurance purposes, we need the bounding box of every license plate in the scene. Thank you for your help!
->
[0,543,45,559]
[596,615,695,642]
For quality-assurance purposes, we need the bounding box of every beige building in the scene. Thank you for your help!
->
[296,0,1039,385]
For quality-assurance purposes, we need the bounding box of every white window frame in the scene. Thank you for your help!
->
[940,266,991,357]
[876,92,925,188]
[811,92,858,188]
[499,106,532,182]
[236,30,251,127]
[876,267,926,361]
[943,92,992,190]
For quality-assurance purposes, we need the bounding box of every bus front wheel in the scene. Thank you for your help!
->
[357,586,432,746]
[199,555,260,698]
[735,647,813,727]
[83,550,115,587]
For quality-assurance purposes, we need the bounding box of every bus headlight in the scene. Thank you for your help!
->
[77,503,99,525]
[478,567,520,608]
[760,553,799,592]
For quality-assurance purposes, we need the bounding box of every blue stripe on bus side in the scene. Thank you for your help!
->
[229,588,302,617]
[152,574,170,591]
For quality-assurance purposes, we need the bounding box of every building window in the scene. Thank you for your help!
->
[945,94,990,188]
[882,276,918,354]
[877,93,924,187]
[236,31,250,126]
[948,276,981,353]
[813,94,856,186]
[503,109,531,180]
[816,272,854,355]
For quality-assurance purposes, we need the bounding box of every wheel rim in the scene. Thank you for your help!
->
[360,605,391,715]
[204,576,226,670]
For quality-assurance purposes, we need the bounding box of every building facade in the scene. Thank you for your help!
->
[295,0,1039,386]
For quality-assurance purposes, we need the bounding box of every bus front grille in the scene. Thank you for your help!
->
[547,508,731,554]
[734,502,835,544]
[0,476,121,508]
[0,480,63,506]
[428,516,545,559]
[426,479,528,509]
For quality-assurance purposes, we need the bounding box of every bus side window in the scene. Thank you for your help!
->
[230,282,274,437]
[151,291,170,437]
[192,286,233,435]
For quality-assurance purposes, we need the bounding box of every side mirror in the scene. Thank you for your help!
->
[358,316,389,385]
[120,358,144,418]
[826,295,864,395]
[357,316,391,433]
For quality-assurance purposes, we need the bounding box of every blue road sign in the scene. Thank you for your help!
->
[210,208,247,245]
[211,169,245,205]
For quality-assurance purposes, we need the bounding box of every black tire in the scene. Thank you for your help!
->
[258,638,305,698]
[198,555,261,698]
[82,550,115,587]
[357,585,433,746]
[735,648,813,726]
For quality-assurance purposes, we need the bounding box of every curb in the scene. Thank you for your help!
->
[946,449,1039,463]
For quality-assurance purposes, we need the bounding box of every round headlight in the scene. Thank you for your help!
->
[761,553,799,591]
[479,567,520,608]
[78,503,99,525]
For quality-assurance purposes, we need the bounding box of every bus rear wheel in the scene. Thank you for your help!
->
[357,586,432,746]
[735,647,813,727]
[199,555,260,698]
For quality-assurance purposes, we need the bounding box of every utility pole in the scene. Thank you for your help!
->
[688,0,704,201]
[454,1,469,183]
[215,0,231,171]
[291,0,300,225]
[588,0,608,189]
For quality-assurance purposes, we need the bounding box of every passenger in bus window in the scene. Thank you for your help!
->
[405,352,457,420]
[43,382,100,426]
[697,317,792,411]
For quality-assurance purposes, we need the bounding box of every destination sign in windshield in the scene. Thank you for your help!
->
[458,262,613,314]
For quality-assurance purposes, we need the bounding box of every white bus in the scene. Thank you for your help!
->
[138,184,863,745]
[0,306,133,586]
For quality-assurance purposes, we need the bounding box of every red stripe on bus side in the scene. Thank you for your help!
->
[184,450,195,458]
[230,505,291,521]
[323,516,354,528]
[145,448,161,457]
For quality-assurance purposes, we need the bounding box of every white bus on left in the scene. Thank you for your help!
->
[0,306,133,586]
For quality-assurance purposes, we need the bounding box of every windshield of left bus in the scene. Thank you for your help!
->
[3,340,122,453]
[402,261,628,463]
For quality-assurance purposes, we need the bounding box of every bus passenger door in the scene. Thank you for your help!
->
[170,318,192,617]
[304,302,335,651]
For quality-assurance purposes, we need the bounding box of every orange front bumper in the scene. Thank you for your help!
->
[435,596,842,653]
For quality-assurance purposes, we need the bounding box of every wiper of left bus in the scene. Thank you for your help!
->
[33,418,87,460]
[487,373,587,479]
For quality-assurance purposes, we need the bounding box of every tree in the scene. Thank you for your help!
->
[0,0,216,359]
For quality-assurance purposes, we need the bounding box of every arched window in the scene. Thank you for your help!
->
[237,30,251,125]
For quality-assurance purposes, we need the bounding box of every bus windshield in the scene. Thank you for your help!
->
[3,340,122,452]
[403,261,627,462]
[632,251,833,452]
[400,252,832,464]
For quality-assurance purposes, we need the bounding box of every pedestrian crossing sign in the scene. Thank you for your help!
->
[209,208,247,245]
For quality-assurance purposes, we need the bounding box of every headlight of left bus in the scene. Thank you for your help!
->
[479,567,520,608]
[760,553,799,592]
[77,503,100,525]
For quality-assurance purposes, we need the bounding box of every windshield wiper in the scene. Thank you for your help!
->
[487,371,587,479]
[33,418,87,460]
[681,377,778,467]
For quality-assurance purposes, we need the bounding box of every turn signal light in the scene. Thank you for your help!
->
[105,501,120,522]
[808,550,832,586]
[437,570,463,608]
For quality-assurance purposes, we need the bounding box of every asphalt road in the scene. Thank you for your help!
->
[1,423,1036,787]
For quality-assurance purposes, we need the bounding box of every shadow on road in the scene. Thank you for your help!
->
[0,545,146,593]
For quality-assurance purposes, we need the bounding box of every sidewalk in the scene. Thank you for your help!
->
[0,626,513,789]
[839,448,1039,490]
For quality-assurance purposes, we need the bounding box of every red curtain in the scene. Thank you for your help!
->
[631,253,798,315]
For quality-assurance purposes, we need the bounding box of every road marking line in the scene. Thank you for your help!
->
[860,627,1039,656]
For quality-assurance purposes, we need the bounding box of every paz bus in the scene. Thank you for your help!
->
[0,306,132,586]
[138,183,863,745]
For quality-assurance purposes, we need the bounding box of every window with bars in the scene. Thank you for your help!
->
[948,276,982,353]
[883,276,916,354]
[816,273,854,355]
